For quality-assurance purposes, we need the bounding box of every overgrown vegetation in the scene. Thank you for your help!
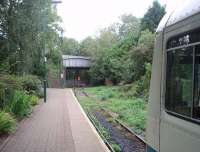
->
[0,0,61,134]
[89,111,121,152]
[77,86,147,135]
[0,112,16,134]
[0,75,41,134]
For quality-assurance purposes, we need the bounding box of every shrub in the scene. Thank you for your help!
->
[0,75,22,109]
[30,95,39,106]
[20,75,42,97]
[7,91,31,119]
[0,74,22,90]
[0,111,16,134]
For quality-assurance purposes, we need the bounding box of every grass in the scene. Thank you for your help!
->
[77,86,147,135]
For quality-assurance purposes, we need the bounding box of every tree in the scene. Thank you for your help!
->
[89,27,119,84]
[61,38,80,55]
[122,30,155,82]
[0,0,61,77]
[79,37,97,56]
[141,1,166,32]
[118,14,140,40]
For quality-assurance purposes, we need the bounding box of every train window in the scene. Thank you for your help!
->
[166,47,193,117]
[194,46,200,119]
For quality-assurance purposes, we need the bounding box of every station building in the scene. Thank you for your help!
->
[61,55,91,87]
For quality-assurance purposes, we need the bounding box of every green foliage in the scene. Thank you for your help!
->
[0,111,16,134]
[118,63,152,100]
[79,86,147,134]
[0,75,22,109]
[118,14,141,40]
[141,0,166,32]
[111,144,121,152]
[138,63,152,99]
[30,95,39,106]
[20,75,42,96]
[61,38,80,55]
[106,98,146,132]
[121,30,154,84]
[0,75,22,90]
[0,0,62,76]
[79,37,97,56]
[7,91,31,119]
[92,115,111,140]
[90,113,121,151]
[87,9,157,85]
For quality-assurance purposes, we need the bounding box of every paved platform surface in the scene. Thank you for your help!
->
[0,89,109,152]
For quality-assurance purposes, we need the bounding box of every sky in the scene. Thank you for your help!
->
[57,0,184,41]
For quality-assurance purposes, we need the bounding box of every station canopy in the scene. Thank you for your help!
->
[62,55,91,69]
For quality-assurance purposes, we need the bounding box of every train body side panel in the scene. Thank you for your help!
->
[160,112,200,152]
[146,32,163,152]
[160,13,200,152]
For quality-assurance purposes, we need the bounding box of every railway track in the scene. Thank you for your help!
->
[86,111,116,152]
[87,109,146,152]
[75,88,146,152]
[99,108,146,152]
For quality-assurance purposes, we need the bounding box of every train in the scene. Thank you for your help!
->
[146,0,200,151]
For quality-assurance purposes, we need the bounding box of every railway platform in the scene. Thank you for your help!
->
[0,89,109,152]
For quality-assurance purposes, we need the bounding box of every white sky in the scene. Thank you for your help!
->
[57,0,184,41]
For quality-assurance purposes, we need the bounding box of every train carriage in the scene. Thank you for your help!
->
[146,0,200,152]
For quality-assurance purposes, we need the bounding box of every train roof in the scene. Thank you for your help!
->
[157,0,200,32]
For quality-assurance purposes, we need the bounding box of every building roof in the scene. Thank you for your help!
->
[62,55,91,68]
[62,55,90,60]
[157,0,200,32]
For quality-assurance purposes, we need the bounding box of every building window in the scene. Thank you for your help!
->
[166,32,200,122]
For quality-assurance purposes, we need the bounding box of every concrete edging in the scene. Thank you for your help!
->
[70,89,110,152]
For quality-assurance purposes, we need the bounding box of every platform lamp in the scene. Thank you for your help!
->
[60,29,64,88]
[43,0,62,103]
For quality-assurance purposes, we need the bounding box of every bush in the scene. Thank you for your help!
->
[118,83,139,99]
[30,95,39,106]
[0,74,22,90]
[0,111,16,134]
[0,75,22,109]
[20,75,42,97]
[7,91,31,119]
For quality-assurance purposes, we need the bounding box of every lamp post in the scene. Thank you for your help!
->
[60,29,64,88]
[44,56,47,102]
[43,0,62,103]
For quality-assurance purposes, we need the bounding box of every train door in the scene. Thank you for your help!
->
[160,28,200,152]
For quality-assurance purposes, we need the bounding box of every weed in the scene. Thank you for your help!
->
[111,143,121,152]
[78,86,147,135]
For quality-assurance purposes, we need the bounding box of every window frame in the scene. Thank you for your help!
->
[165,33,200,125]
